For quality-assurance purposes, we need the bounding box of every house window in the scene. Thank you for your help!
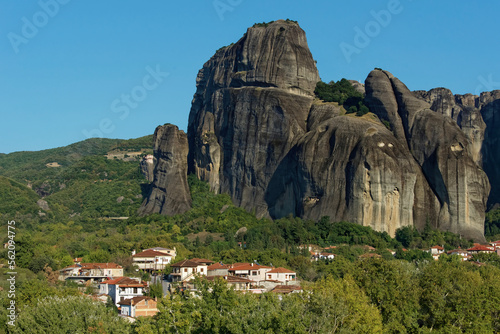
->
[200,268,204,272]
[133,288,138,294]
[252,271,257,276]
[184,268,187,273]
[268,275,271,279]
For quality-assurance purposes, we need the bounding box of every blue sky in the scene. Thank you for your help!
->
[1,1,499,153]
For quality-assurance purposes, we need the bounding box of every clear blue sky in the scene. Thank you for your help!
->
[1,1,499,153]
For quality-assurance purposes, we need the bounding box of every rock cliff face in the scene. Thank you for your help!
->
[140,154,156,182]
[187,20,320,218]
[366,70,490,240]
[138,124,191,216]
[145,20,496,240]
[414,88,500,209]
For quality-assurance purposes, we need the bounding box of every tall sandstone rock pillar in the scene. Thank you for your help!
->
[138,124,192,216]
[187,20,320,218]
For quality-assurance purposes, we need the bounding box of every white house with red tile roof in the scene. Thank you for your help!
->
[205,275,255,291]
[119,296,158,318]
[446,249,472,261]
[489,240,500,250]
[265,267,297,283]
[169,259,208,282]
[143,247,176,258]
[132,250,173,272]
[207,262,232,276]
[59,263,123,282]
[99,277,146,307]
[467,245,496,254]
[429,246,445,260]
[228,263,273,282]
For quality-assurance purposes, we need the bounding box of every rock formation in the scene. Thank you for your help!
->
[144,20,497,241]
[187,20,320,218]
[365,70,490,240]
[140,154,155,182]
[138,124,191,216]
[414,88,500,210]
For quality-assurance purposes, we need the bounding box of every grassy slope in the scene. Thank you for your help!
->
[0,135,153,221]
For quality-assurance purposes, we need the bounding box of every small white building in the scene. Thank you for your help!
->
[228,263,273,282]
[265,267,297,283]
[99,277,146,307]
[169,259,209,282]
[59,263,124,282]
[118,296,158,318]
[429,246,445,260]
[132,250,173,272]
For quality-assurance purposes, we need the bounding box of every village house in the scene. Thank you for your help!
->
[467,245,496,254]
[265,267,297,283]
[59,263,123,283]
[447,249,472,261]
[205,275,255,291]
[489,240,500,250]
[168,259,209,282]
[132,249,173,272]
[99,277,146,307]
[119,296,158,318]
[228,263,273,282]
[207,262,232,276]
[429,246,445,260]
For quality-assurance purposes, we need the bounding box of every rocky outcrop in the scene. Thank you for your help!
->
[138,124,191,216]
[366,70,490,240]
[479,91,500,208]
[414,88,500,209]
[140,154,155,182]
[188,20,320,217]
[414,88,486,165]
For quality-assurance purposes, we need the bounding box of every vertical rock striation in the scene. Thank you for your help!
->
[366,70,490,240]
[188,20,320,218]
[138,124,191,216]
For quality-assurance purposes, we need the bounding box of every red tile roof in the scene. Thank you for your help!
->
[133,250,172,258]
[205,276,255,283]
[207,263,232,270]
[100,277,145,287]
[229,263,272,271]
[467,245,495,252]
[267,267,296,274]
[271,285,302,294]
[61,263,123,270]
[430,245,444,250]
[171,259,205,267]
[190,258,215,264]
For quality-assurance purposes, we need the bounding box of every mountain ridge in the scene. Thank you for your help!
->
[140,20,498,241]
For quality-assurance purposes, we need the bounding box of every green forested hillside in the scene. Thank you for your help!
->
[0,176,40,218]
[0,135,153,196]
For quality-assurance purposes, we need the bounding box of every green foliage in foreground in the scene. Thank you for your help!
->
[136,276,383,334]
[485,207,500,238]
[9,295,130,333]
[130,259,500,334]
[314,79,369,116]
